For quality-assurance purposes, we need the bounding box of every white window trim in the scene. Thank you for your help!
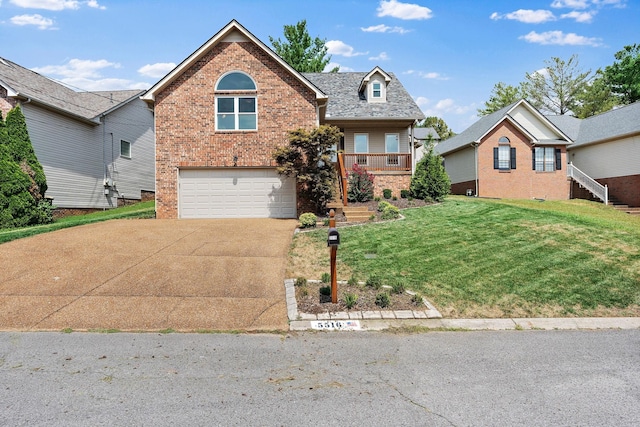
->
[120,140,131,159]
[535,147,555,172]
[214,71,258,132]
[215,96,257,131]
[498,145,511,170]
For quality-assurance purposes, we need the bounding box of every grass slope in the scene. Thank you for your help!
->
[0,201,155,244]
[289,197,640,318]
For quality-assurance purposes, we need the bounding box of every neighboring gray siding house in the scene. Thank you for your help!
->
[0,57,154,210]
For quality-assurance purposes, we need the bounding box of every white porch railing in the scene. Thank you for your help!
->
[567,162,608,205]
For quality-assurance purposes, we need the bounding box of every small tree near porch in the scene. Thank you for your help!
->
[410,143,450,202]
[273,125,342,214]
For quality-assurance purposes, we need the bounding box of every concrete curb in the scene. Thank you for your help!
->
[284,279,640,332]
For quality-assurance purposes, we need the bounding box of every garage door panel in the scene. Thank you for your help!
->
[179,168,296,219]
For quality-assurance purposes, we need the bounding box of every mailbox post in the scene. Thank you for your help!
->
[327,210,340,303]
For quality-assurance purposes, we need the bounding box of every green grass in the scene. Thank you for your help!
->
[0,200,155,244]
[292,197,640,317]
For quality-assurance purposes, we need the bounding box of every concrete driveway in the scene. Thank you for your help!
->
[0,218,297,331]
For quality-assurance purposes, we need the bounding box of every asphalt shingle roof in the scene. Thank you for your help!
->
[302,72,425,121]
[570,101,640,148]
[0,57,143,121]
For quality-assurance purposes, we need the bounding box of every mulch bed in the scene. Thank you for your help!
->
[322,197,431,224]
[295,280,427,315]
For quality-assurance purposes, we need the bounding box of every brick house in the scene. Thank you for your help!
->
[142,20,424,219]
[436,99,640,207]
[435,99,571,200]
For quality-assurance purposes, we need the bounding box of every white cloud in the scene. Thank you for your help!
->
[9,0,105,10]
[414,96,429,108]
[60,77,149,91]
[10,0,79,10]
[551,0,589,8]
[138,62,176,78]
[369,52,389,61]
[326,40,367,57]
[561,10,595,22]
[32,58,120,78]
[421,98,473,116]
[361,24,410,34]
[324,62,353,72]
[10,13,55,29]
[490,9,556,23]
[519,30,602,46]
[376,0,433,20]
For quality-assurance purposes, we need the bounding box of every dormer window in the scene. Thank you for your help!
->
[372,82,381,98]
[359,66,391,104]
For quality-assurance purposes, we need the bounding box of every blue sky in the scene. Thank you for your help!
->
[0,0,637,132]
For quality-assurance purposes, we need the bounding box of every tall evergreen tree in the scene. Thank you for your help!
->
[270,20,337,73]
[477,82,525,116]
[5,106,47,197]
[417,117,455,140]
[410,143,450,202]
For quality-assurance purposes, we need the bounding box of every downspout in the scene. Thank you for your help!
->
[102,114,107,210]
[410,123,416,175]
[473,142,479,197]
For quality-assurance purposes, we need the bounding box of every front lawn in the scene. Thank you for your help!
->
[0,201,155,244]
[288,197,640,318]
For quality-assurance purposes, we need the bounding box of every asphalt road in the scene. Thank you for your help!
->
[1,330,639,426]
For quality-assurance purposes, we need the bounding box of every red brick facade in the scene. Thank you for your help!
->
[154,41,318,218]
[571,173,640,207]
[477,120,570,200]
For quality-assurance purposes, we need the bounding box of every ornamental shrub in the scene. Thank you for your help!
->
[375,292,390,308]
[377,200,392,212]
[299,212,317,228]
[382,188,392,199]
[410,144,450,202]
[347,163,374,202]
[381,204,400,220]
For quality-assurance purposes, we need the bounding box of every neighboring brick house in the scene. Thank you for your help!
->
[436,99,640,207]
[142,20,424,219]
[0,57,154,211]
[435,99,571,200]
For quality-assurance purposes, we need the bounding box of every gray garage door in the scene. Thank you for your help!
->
[178,168,296,218]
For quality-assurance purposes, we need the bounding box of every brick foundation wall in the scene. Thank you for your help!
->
[571,173,640,207]
[451,180,476,196]
[154,41,318,219]
[372,172,411,199]
[477,121,570,200]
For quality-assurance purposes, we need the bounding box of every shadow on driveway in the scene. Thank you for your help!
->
[0,218,297,332]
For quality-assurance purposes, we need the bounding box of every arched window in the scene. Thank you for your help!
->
[494,136,516,170]
[215,72,257,131]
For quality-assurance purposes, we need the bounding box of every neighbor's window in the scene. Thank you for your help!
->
[354,133,369,165]
[493,137,516,170]
[215,71,257,131]
[120,140,131,158]
[534,147,562,172]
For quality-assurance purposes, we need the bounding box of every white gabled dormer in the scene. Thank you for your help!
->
[358,66,391,103]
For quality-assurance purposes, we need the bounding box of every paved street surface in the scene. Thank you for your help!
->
[1,330,638,426]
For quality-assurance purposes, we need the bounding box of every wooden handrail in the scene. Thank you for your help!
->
[337,152,348,206]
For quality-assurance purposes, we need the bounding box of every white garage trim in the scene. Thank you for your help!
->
[178,168,296,219]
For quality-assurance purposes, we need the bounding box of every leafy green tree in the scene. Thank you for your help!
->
[410,143,450,202]
[273,125,342,213]
[573,70,618,118]
[417,116,455,140]
[269,20,337,73]
[524,55,591,115]
[603,44,640,105]
[477,82,525,116]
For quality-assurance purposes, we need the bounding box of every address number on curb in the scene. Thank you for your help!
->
[311,320,361,331]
